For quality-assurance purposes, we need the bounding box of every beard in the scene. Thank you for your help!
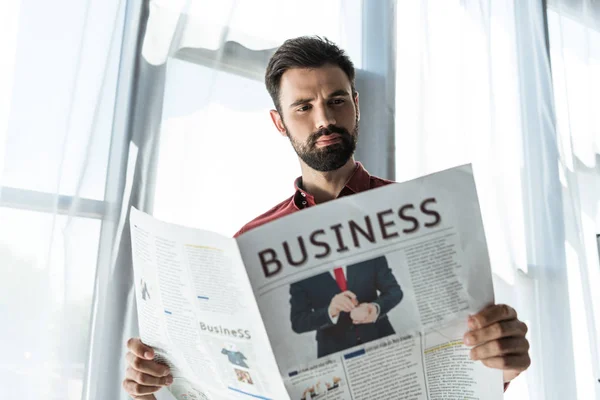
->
[286,122,358,172]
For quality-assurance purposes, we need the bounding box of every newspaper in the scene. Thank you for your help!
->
[130,164,503,400]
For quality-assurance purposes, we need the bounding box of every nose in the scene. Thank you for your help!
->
[314,103,336,130]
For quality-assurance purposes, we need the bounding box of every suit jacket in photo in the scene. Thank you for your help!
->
[289,256,403,357]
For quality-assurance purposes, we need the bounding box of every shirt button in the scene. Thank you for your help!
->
[302,201,307,205]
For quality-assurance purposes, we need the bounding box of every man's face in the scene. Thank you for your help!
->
[270,65,359,172]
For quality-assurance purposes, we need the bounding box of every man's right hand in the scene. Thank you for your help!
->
[328,291,358,318]
[123,337,173,399]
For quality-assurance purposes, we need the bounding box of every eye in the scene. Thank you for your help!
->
[330,98,345,105]
[297,104,311,112]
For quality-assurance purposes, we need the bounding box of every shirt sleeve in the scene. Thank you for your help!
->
[373,302,381,319]
[328,309,340,324]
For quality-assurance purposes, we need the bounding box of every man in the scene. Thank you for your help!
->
[290,256,402,357]
[123,36,531,399]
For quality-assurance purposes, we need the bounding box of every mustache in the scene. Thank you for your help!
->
[308,125,351,147]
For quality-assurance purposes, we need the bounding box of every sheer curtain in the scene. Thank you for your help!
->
[547,0,600,398]
[142,0,366,237]
[395,4,535,398]
[0,0,129,399]
[395,0,599,399]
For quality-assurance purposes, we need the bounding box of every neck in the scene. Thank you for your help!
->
[299,158,356,204]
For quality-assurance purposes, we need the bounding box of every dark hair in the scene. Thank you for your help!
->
[265,36,356,112]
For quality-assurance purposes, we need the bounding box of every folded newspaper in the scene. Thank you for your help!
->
[130,164,503,400]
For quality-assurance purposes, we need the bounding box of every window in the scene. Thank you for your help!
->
[0,0,125,398]
[153,56,300,235]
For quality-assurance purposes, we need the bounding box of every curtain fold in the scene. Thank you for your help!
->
[141,0,363,65]
[83,1,174,399]
[547,1,600,398]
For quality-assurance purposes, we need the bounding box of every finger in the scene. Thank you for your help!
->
[336,296,356,312]
[344,296,358,310]
[126,352,170,377]
[345,292,359,306]
[122,379,161,397]
[470,304,517,330]
[342,291,357,300]
[464,320,527,346]
[351,314,364,323]
[131,395,156,400]
[351,311,369,324]
[126,366,173,386]
[470,337,530,361]
[480,354,532,371]
[127,337,155,360]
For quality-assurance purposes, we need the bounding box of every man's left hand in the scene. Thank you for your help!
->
[463,304,531,383]
[351,303,378,324]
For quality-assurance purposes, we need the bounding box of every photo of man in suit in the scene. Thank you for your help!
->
[289,255,402,357]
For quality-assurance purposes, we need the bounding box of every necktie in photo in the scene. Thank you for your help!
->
[333,266,362,344]
[334,267,347,291]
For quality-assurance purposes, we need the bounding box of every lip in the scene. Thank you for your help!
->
[316,134,342,146]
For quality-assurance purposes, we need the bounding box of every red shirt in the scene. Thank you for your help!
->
[234,162,393,237]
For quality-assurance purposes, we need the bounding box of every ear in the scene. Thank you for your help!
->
[270,109,288,137]
[353,91,360,122]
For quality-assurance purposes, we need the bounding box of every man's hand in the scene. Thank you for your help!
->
[463,304,531,383]
[328,291,358,318]
[350,303,378,324]
[123,337,173,399]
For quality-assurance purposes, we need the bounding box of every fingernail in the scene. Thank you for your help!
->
[166,375,173,385]
[464,334,473,346]
[468,316,477,330]
[144,351,153,359]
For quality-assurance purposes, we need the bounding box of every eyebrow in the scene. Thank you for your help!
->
[328,89,350,98]
[288,89,351,109]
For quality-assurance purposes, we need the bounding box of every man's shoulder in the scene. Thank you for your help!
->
[369,175,395,189]
[234,196,296,237]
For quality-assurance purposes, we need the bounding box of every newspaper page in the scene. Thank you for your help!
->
[130,208,289,400]
[236,164,504,399]
[130,164,503,400]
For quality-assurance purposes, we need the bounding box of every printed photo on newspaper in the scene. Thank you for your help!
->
[129,164,504,400]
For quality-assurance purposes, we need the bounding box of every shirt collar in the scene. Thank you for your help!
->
[291,162,371,209]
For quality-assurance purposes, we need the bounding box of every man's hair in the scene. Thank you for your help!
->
[265,36,356,112]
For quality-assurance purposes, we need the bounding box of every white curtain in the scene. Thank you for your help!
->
[142,0,365,237]
[547,0,600,397]
[395,0,600,399]
[0,0,128,399]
